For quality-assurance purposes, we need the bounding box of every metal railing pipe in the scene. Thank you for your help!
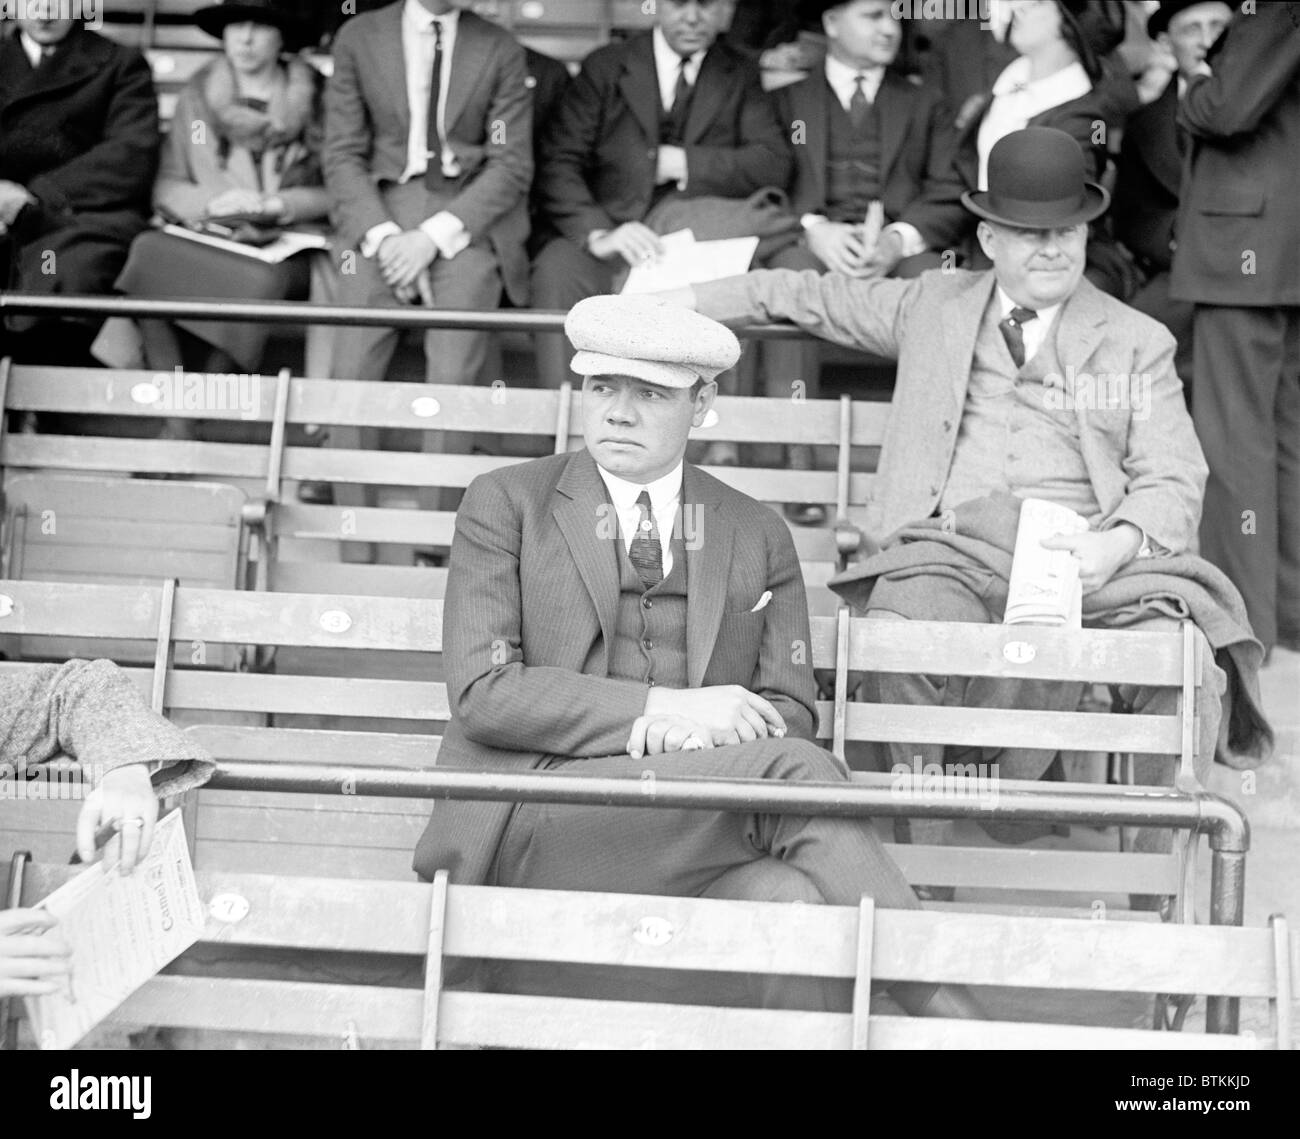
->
[0,293,811,339]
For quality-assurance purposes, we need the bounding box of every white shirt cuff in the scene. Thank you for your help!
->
[882,222,926,258]
[800,213,829,232]
[419,212,471,260]
[361,221,402,259]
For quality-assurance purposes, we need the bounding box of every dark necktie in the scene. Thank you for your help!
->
[424,20,445,190]
[628,491,664,590]
[663,56,693,144]
[999,305,1038,368]
[849,73,871,132]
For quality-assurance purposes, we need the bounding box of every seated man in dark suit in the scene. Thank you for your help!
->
[323,0,532,389]
[763,0,958,524]
[531,0,793,392]
[0,14,159,365]
[413,293,980,1017]
[1112,0,1233,393]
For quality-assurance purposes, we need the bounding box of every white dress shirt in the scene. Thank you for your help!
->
[360,0,470,262]
[823,53,885,110]
[20,33,52,68]
[977,57,1092,190]
[801,55,926,258]
[652,26,705,113]
[996,285,1060,365]
[597,461,683,579]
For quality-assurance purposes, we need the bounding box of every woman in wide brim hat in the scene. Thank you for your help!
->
[107,0,335,393]
[194,0,308,54]
[938,1,1135,295]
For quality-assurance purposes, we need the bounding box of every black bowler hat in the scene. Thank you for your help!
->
[195,0,305,51]
[1147,0,1229,38]
[961,127,1110,229]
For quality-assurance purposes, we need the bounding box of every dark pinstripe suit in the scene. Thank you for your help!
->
[411,448,917,912]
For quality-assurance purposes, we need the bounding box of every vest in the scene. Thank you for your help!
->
[607,530,690,689]
[824,79,882,224]
[941,298,1101,520]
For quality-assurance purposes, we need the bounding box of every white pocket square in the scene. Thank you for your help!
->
[750,590,773,613]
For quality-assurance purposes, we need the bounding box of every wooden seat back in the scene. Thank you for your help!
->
[0,580,1208,917]
[0,474,248,665]
[0,361,884,610]
[12,862,1291,1049]
[812,610,1203,915]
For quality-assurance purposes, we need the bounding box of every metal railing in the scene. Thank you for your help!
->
[207,760,1251,1035]
[0,293,813,340]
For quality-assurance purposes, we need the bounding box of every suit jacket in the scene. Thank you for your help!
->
[524,47,570,250]
[776,69,957,249]
[0,660,213,799]
[412,448,818,886]
[322,3,532,304]
[536,31,794,244]
[0,26,158,294]
[1112,77,1180,273]
[1170,1,1300,307]
[694,268,1207,550]
[919,21,1017,118]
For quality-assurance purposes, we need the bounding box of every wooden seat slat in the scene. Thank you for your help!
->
[884,845,1183,894]
[183,726,443,766]
[164,672,449,720]
[438,991,847,1050]
[269,561,449,599]
[806,616,1185,684]
[816,702,1181,753]
[118,977,424,1042]
[872,909,1279,997]
[196,800,429,850]
[865,1016,1261,1050]
[444,884,859,976]
[274,504,456,547]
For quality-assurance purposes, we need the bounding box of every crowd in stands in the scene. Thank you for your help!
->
[0,0,1296,653]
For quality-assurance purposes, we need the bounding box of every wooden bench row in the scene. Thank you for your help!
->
[0,578,1209,921]
[0,361,877,614]
[9,859,1292,1049]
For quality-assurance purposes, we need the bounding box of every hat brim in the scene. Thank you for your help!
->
[195,5,305,50]
[961,182,1110,229]
[571,351,705,390]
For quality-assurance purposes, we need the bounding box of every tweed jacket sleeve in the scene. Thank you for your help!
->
[693,268,920,359]
[0,660,214,799]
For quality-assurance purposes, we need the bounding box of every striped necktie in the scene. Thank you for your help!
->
[628,490,664,590]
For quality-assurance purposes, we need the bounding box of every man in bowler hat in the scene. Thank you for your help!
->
[413,293,982,1017]
[672,128,1270,865]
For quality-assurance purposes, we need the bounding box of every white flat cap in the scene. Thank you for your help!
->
[566,295,740,388]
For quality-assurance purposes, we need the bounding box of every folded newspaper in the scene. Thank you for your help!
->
[161,222,330,264]
[1003,497,1090,627]
[23,809,205,1049]
[621,229,760,294]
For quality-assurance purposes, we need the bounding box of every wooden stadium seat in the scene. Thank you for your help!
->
[819,610,1209,921]
[8,860,1293,1049]
[0,474,250,666]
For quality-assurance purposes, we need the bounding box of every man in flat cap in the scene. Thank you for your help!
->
[668,127,1270,874]
[413,293,980,1016]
